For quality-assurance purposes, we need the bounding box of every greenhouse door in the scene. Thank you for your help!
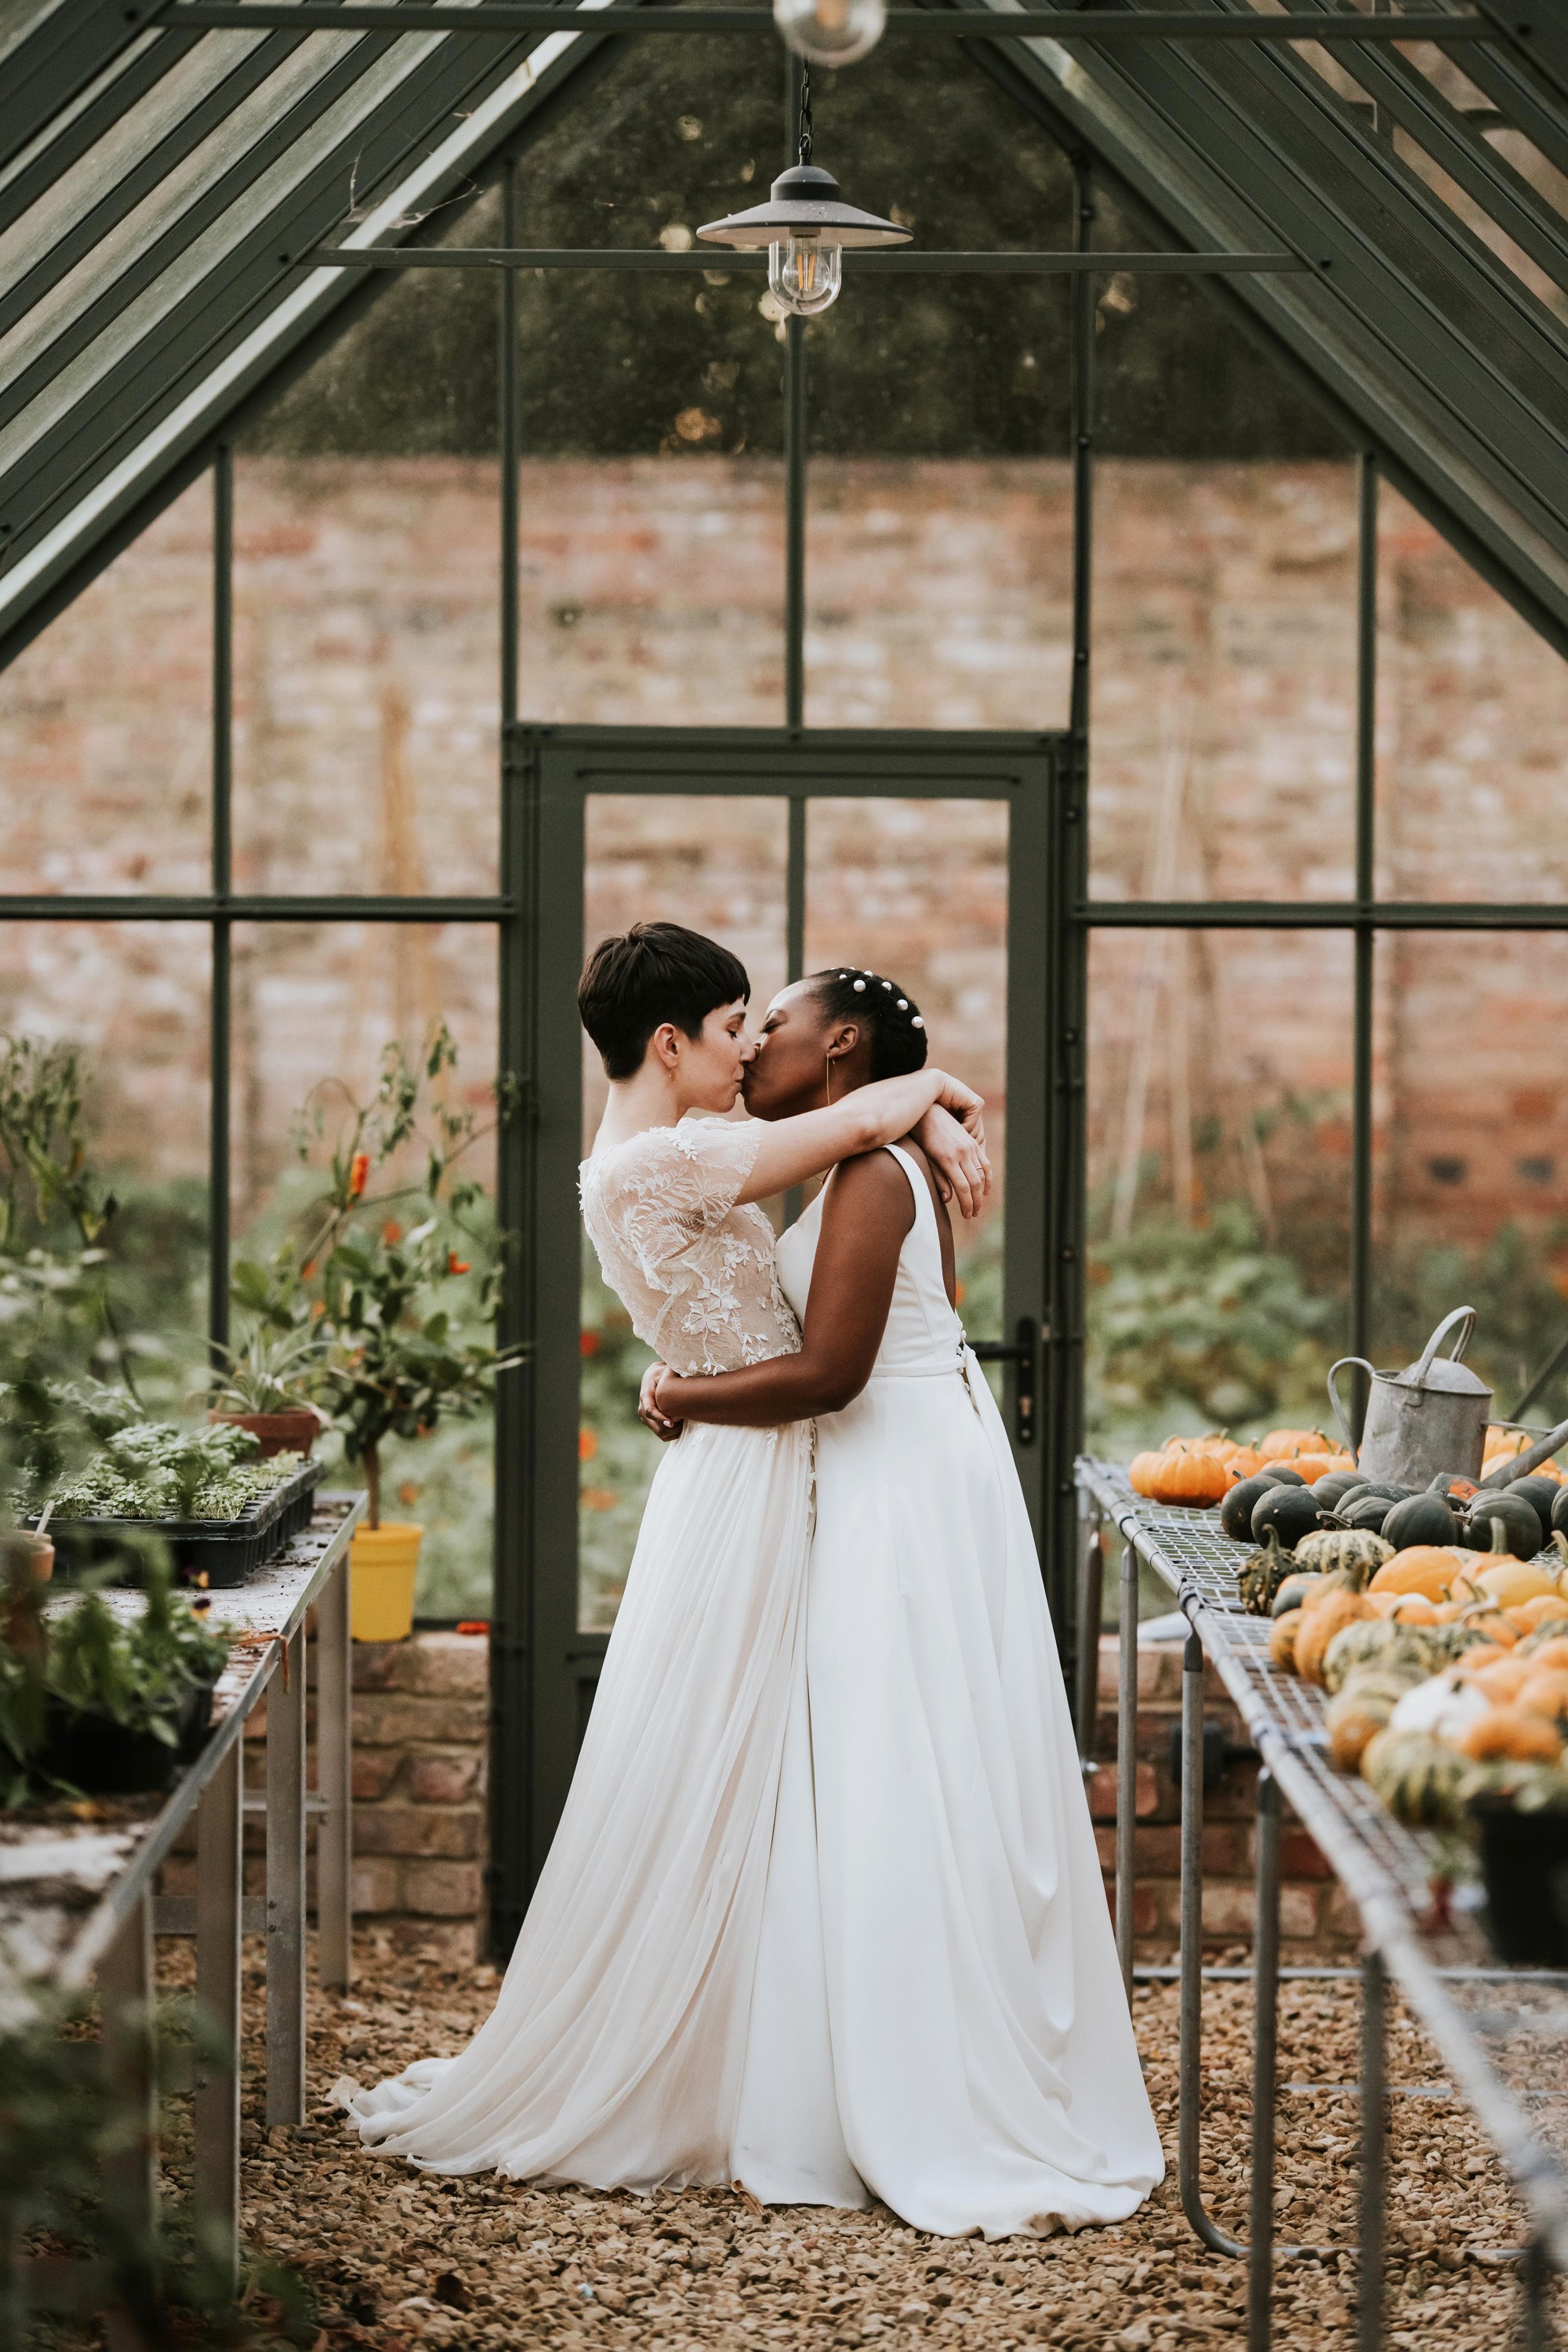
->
[488,724,1081,1951]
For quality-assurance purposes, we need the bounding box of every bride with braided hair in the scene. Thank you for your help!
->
[641,964,1163,2240]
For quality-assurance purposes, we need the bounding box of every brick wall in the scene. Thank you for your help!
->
[158,1628,1352,1960]
[4,454,1567,1263]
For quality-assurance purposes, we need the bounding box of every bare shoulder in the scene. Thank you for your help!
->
[823,1145,917,1229]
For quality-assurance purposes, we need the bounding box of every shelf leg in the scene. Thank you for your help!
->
[99,1893,158,2347]
[1116,1532,1138,2000]
[1359,1946,1386,2352]
[1248,1767,1282,2350]
[1076,1500,1104,1768]
[194,1737,242,2289]
[1520,2234,1553,2352]
[317,1551,354,1990]
[1180,1624,1243,2257]
[267,1625,306,2126]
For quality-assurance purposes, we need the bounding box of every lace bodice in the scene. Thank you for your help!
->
[579,1118,801,1375]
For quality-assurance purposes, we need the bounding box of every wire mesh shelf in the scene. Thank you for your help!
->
[1077,1454,1568,2263]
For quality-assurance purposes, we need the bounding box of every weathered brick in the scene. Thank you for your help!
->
[1087,1761,1159,1822]
[352,1694,487,1747]
[351,1641,417,1693]
[407,1751,481,1805]
[402,1862,484,1918]
[401,1632,488,1697]
[354,1804,481,1860]
[1200,1881,1260,1940]
[1273,1824,1334,1882]
[1279,1884,1324,1943]
[352,1858,402,1913]
[351,1748,403,1802]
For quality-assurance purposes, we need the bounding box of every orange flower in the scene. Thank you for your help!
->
[448,1252,470,1275]
[579,1329,601,1358]
[300,1260,316,1279]
[580,1486,617,1512]
[397,1480,420,1507]
[382,1218,402,1244]
[348,1152,370,1198]
[579,1427,599,1462]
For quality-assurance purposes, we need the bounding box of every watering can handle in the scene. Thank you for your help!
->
[1413,1305,1476,1385]
[1327,1357,1374,1460]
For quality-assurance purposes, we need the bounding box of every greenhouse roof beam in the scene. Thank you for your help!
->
[155,5,1499,35]
[980,0,1568,648]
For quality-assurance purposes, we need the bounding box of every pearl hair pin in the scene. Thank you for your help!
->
[852,978,866,992]
[897,999,907,1010]
[912,1017,924,1029]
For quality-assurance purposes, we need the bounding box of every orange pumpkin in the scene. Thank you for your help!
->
[1507,1595,1568,1637]
[1367,1592,1439,1624]
[1457,1705,1564,1765]
[1292,1450,1357,1485]
[1295,1590,1375,1686]
[1457,1604,1519,1650]
[1368,1547,1465,1602]
[1259,1428,1331,1461]
[1223,1445,1268,1481]
[1516,1669,1568,1729]
[1469,1653,1535,1707]
[1129,1450,1166,1498]
[1147,1446,1232,1507]
[1520,1635,1568,1673]
[1454,1643,1512,1680]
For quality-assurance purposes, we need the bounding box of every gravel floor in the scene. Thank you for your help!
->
[165,1933,1566,2350]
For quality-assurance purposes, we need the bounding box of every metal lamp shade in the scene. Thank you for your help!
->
[697,164,910,252]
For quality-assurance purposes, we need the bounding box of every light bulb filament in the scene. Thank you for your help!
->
[768,234,843,318]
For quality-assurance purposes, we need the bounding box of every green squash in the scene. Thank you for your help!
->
[1294,1527,1392,1582]
[1461,1493,1546,1559]
[1236,1527,1291,1617]
[1321,1619,1429,1694]
[1221,1475,1276,1542]
[1250,1485,1326,1550]
[1381,1492,1459,1553]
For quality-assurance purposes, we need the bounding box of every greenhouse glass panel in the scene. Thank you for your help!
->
[234,229,501,898]
[1370,930,1568,1429]
[229,917,499,1617]
[511,38,787,727]
[0,472,211,893]
[1084,925,1354,1461]
[0,916,211,1402]
[1374,484,1568,904]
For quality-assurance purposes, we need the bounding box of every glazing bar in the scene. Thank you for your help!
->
[305,247,1310,273]
[209,445,233,1373]
[1351,455,1377,1415]
[162,5,1493,38]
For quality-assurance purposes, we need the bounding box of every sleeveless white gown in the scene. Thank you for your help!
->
[735,1146,1163,2237]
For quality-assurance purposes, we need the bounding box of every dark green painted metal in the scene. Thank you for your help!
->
[158,3,1496,36]
[209,445,233,1370]
[0,31,199,243]
[307,246,1308,273]
[1351,453,1376,1432]
[0,2,164,178]
[1475,2,1568,103]
[785,316,806,730]
[0,25,321,347]
[499,726,1059,1923]
[1083,902,1568,931]
[490,156,528,1960]
[0,896,510,920]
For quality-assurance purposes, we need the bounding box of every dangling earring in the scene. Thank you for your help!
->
[824,1052,834,1105]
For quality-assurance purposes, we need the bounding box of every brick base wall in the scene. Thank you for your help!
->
[163,1628,1356,1962]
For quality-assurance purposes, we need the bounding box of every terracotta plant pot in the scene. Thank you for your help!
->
[209,1408,321,1458]
[350,1521,423,1642]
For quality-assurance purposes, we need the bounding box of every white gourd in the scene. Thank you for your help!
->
[1388,1672,1490,1744]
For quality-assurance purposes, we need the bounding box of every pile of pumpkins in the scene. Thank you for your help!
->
[1128,1428,1356,1504]
[1232,1474,1568,1830]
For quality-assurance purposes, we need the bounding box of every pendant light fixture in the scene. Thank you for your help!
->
[773,0,885,67]
[697,67,909,320]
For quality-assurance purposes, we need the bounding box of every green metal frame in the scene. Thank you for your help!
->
[4,2,1568,1951]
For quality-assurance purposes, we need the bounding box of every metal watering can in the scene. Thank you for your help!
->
[1328,1306,1491,1487]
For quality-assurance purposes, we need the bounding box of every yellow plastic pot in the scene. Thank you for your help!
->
[350,1522,423,1642]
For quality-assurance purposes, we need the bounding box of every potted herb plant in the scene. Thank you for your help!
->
[233,1026,519,1642]
[203,1324,327,1457]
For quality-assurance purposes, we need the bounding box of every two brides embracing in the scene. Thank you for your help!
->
[344,921,1162,2240]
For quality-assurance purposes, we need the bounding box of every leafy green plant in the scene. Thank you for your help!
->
[202,1323,328,1417]
[32,1413,299,1526]
[232,1025,521,1530]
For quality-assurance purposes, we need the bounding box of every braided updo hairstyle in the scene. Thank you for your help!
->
[811,966,928,1082]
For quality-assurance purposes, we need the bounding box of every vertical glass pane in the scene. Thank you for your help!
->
[0,919,210,1399]
[803,796,1007,1345]
[515,36,786,724]
[1376,485,1568,902]
[579,795,789,1632]
[0,476,211,892]
[1086,927,1353,1457]
[234,207,499,896]
[230,920,499,1615]
[802,44,1075,730]
[1089,461,1360,902]
[1372,932,1568,1425]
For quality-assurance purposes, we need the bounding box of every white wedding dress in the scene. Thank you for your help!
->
[343,1120,1160,2236]
[342,1116,828,2190]
[737,1145,1164,2236]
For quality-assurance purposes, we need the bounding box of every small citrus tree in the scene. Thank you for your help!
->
[232,1026,521,1528]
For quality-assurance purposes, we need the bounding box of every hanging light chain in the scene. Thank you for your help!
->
[798,61,813,167]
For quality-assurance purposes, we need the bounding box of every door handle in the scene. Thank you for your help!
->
[967,1316,1037,1448]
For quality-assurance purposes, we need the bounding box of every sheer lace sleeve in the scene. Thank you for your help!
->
[580,1120,797,1375]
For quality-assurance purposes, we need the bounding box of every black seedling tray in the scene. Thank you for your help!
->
[32,1458,324,1588]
